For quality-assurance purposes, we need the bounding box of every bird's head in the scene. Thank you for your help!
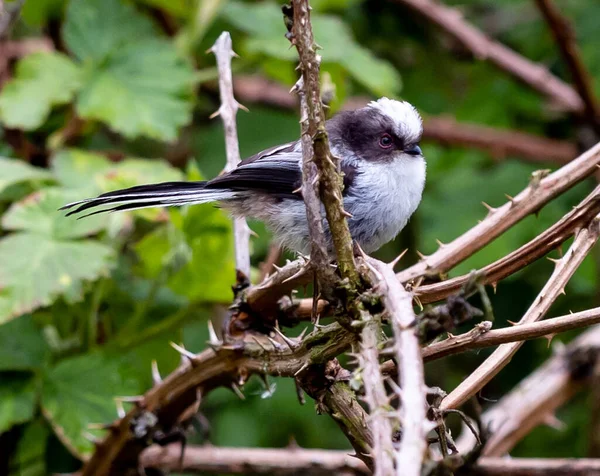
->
[329,97,423,163]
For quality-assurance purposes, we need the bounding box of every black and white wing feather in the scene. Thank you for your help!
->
[60,141,303,218]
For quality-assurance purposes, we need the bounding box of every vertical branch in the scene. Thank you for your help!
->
[363,256,429,476]
[210,32,251,278]
[287,0,359,287]
[442,214,600,410]
[358,316,395,475]
[534,0,600,132]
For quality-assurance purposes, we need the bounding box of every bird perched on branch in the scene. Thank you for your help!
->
[61,98,425,254]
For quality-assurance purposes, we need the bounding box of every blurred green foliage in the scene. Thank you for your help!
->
[0,0,599,473]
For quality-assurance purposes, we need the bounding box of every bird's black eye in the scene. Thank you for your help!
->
[379,133,393,149]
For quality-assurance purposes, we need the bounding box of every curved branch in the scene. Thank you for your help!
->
[80,322,357,475]
[441,213,600,410]
[393,0,584,112]
[397,141,600,283]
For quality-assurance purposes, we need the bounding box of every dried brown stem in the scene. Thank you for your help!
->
[227,78,578,166]
[363,256,428,476]
[423,307,600,362]
[358,316,395,475]
[393,0,583,112]
[457,325,600,457]
[80,322,357,475]
[423,116,576,165]
[289,0,358,286]
[140,444,370,475]
[534,0,600,132]
[210,32,251,277]
[397,141,600,284]
[470,457,600,476]
[258,244,282,282]
[442,214,600,410]
[414,184,600,304]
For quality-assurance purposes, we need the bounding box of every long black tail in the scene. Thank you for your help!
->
[60,181,236,218]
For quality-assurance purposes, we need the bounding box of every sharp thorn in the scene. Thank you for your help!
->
[237,101,250,112]
[207,319,222,347]
[209,109,221,119]
[115,399,126,419]
[273,327,296,350]
[169,342,197,362]
[481,201,495,213]
[230,382,245,400]
[389,249,408,270]
[416,250,427,260]
[294,362,310,377]
[151,360,162,385]
[83,431,102,444]
[114,395,144,403]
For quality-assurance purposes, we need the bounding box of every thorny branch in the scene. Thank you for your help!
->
[443,213,600,410]
[210,32,251,278]
[287,0,359,287]
[456,325,600,457]
[363,255,429,476]
[357,314,395,475]
[397,141,600,284]
[140,444,370,475]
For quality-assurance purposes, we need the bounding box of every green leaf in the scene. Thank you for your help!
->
[222,1,401,96]
[3,188,108,239]
[63,0,156,62]
[8,419,49,476]
[41,352,142,457]
[137,0,191,18]
[0,373,37,433]
[0,52,83,130]
[76,39,195,141]
[0,315,50,371]
[0,233,114,322]
[0,158,52,196]
[135,205,235,303]
[51,149,113,192]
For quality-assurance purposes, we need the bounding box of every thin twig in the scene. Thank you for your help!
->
[442,214,600,410]
[414,184,600,303]
[141,444,370,475]
[456,325,600,457]
[534,0,600,132]
[423,116,576,165]
[209,32,251,277]
[288,0,359,286]
[471,457,600,476]
[358,315,395,475]
[363,256,428,476]
[397,141,600,284]
[423,307,600,362]
[393,0,584,112]
[258,244,282,282]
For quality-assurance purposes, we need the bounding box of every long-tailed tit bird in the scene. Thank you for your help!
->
[61,98,425,254]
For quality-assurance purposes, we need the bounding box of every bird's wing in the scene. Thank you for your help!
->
[206,140,303,199]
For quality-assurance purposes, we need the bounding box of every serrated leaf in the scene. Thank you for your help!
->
[0,158,52,195]
[3,188,108,239]
[41,352,142,457]
[0,315,50,371]
[222,1,401,96]
[0,233,114,322]
[0,52,82,130]
[51,149,113,192]
[0,374,37,433]
[63,0,156,62]
[76,39,195,141]
[135,205,235,303]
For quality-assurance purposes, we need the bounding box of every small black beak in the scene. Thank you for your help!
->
[405,144,422,156]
